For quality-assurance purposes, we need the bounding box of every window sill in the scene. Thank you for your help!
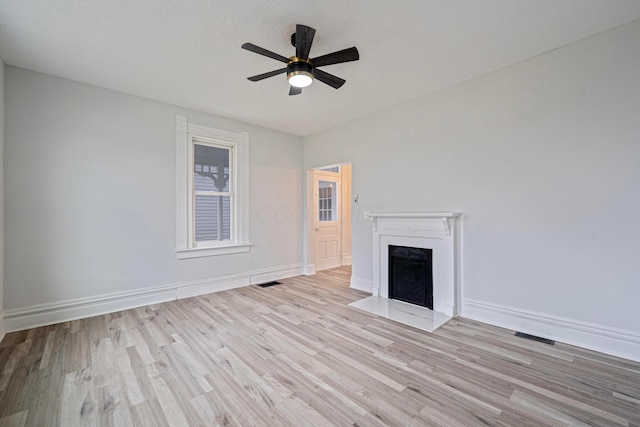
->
[176,243,252,259]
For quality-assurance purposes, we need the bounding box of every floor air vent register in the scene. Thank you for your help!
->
[257,281,282,288]
[515,332,555,345]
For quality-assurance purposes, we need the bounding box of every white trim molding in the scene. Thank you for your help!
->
[5,287,176,333]
[350,276,373,293]
[175,115,251,258]
[250,264,305,285]
[176,244,252,259]
[4,264,304,333]
[364,212,459,234]
[464,299,640,363]
[303,264,316,276]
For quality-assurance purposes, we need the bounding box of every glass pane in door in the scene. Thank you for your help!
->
[318,180,338,222]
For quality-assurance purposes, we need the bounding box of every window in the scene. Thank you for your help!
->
[176,116,250,258]
[320,166,340,173]
[193,143,232,243]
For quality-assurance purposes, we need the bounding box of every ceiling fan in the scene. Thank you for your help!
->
[241,24,359,96]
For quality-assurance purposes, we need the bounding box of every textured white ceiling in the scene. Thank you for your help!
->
[1,1,640,136]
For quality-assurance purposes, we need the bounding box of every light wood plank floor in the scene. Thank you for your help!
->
[1,267,639,426]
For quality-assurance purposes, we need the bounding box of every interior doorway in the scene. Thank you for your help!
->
[307,164,352,273]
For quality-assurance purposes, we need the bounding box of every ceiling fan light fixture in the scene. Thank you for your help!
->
[288,71,313,88]
[287,61,314,88]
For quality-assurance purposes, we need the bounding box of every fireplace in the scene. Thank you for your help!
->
[366,212,460,317]
[349,212,461,332]
[388,245,433,309]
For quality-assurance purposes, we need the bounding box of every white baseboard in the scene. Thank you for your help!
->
[463,299,640,363]
[341,255,352,266]
[350,276,373,294]
[4,264,304,333]
[175,274,250,300]
[251,264,304,285]
[304,264,316,275]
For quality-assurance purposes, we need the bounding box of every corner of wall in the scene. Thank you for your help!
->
[303,169,315,271]
[0,311,6,344]
[350,276,373,293]
[0,55,5,343]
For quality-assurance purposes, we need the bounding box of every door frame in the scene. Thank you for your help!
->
[304,163,352,275]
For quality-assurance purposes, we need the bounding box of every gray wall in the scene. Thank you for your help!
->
[4,67,303,309]
[304,21,640,337]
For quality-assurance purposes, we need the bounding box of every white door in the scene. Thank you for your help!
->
[314,171,342,271]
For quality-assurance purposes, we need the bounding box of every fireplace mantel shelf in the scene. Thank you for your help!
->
[364,212,460,234]
[364,212,460,219]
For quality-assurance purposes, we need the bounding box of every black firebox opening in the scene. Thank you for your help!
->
[388,245,433,310]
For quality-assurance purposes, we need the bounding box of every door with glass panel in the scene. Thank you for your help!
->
[314,170,342,271]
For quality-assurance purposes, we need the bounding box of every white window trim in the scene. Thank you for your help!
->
[176,116,251,259]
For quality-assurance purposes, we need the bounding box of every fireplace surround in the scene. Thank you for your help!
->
[350,212,461,332]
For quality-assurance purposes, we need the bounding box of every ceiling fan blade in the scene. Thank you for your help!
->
[313,69,346,89]
[295,24,316,59]
[312,47,359,67]
[289,86,302,96]
[247,68,287,82]
[241,43,289,63]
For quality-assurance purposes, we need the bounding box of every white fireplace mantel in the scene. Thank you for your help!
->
[364,212,459,218]
[364,211,461,317]
[364,211,460,234]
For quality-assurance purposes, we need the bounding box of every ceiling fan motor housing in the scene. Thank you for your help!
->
[287,60,313,77]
